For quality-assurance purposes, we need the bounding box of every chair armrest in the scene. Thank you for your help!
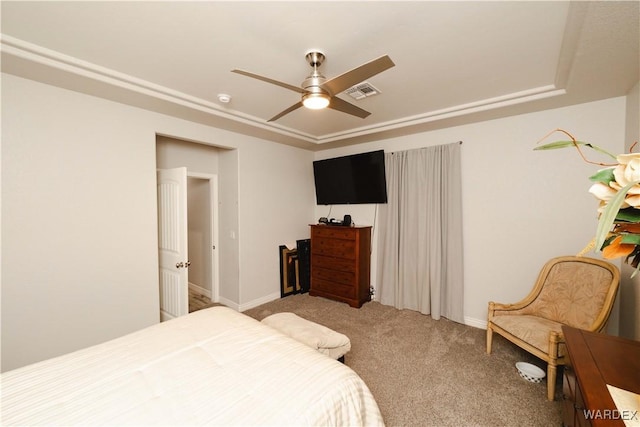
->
[488,300,533,318]
[490,301,520,311]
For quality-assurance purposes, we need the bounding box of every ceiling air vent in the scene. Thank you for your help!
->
[344,81,381,100]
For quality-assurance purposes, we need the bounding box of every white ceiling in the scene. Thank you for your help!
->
[1,1,638,150]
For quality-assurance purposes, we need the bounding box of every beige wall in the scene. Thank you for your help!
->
[1,73,315,371]
[236,138,316,304]
[186,177,212,294]
[156,136,220,174]
[2,69,634,372]
[620,81,640,340]
[314,97,627,328]
[2,74,159,370]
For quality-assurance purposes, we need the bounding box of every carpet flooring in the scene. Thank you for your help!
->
[243,293,563,427]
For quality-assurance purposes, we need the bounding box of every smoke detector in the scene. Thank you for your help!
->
[344,81,381,100]
[217,93,232,103]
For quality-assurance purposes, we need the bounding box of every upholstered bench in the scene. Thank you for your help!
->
[261,312,351,362]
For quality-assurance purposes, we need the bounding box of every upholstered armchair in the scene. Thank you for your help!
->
[486,256,620,401]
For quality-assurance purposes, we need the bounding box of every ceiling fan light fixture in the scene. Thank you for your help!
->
[302,93,330,110]
[232,51,394,121]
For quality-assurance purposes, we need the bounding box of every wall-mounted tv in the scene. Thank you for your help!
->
[313,150,387,205]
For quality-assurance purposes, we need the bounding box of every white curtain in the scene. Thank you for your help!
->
[376,143,464,323]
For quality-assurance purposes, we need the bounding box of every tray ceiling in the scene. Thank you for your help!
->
[1,1,638,150]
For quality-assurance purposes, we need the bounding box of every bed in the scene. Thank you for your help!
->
[1,306,384,426]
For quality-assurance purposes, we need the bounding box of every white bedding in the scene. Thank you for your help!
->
[1,306,384,426]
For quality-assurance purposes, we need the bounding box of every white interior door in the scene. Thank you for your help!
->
[157,167,189,321]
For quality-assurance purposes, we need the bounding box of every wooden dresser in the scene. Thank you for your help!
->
[309,225,371,308]
[562,326,640,427]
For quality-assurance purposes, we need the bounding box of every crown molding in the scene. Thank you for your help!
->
[0,34,319,144]
[1,34,568,147]
[317,85,566,143]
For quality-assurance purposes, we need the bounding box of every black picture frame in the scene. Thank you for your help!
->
[279,245,299,298]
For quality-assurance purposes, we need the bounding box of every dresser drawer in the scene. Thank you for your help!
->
[311,254,356,273]
[312,237,356,259]
[574,384,588,427]
[312,226,356,240]
[563,366,578,427]
[563,365,576,401]
[312,266,355,286]
[309,225,371,308]
[312,278,356,299]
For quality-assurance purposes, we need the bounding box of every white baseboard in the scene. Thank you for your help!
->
[189,282,212,299]
[216,292,281,312]
[239,292,281,312]
[217,296,239,311]
[464,316,487,330]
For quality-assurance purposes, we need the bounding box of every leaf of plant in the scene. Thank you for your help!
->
[615,208,640,222]
[589,168,615,183]
[534,140,617,160]
[595,180,640,251]
[620,234,640,245]
[534,141,580,150]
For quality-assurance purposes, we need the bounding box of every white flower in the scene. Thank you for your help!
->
[590,154,640,210]
[589,182,620,202]
[589,182,628,213]
[612,153,640,196]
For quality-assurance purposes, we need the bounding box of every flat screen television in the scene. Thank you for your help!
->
[313,150,387,205]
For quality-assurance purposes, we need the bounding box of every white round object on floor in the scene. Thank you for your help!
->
[516,362,546,383]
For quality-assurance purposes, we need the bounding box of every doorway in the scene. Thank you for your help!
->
[186,173,219,312]
[156,135,231,318]
[157,168,219,320]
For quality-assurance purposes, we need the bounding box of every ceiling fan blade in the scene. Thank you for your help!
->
[328,96,371,119]
[321,55,395,96]
[268,101,304,122]
[231,69,305,94]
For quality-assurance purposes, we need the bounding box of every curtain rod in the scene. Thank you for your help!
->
[389,140,463,154]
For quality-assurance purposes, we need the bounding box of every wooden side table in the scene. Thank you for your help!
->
[562,326,640,426]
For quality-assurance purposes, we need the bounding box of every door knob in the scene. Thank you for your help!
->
[176,262,184,268]
[185,261,191,267]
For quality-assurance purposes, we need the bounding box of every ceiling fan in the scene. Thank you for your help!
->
[232,51,395,122]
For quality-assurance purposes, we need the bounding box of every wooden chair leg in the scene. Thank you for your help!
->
[547,363,557,401]
[486,325,493,354]
[486,303,495,355]
[547,332,561,401]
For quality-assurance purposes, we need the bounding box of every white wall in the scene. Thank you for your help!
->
[620,81,640,340]
[156,136,220,174]
[2,69,630,371]
[2,74,159,370]
[187,177,211,293]
[218,148,241,304]
[1,73,315,371]
[236,139,317,307]
[314,97,627,327]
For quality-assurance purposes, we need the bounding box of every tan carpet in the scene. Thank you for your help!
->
[243,293,562,427]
